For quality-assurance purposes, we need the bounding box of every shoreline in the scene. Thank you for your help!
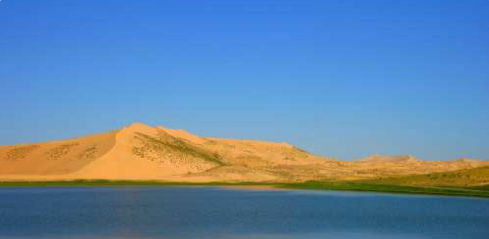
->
[0,180,488,199]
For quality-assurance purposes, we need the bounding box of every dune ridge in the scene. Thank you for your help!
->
[1,122,488,184]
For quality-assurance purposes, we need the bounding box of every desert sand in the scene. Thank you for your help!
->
[1,122,487,183]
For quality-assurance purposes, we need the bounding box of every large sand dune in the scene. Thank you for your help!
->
[1,122,488,182]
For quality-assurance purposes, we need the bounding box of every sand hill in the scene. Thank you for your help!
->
[1,122,488,182]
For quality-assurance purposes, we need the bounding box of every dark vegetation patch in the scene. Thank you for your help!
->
[47,143,79,160]
[281,181,489,198]
[132,132,226,166]
[5,145,40,160]
[78,146,98,160]
[364,166,489,187]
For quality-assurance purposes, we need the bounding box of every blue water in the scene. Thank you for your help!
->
[0,187,488,239]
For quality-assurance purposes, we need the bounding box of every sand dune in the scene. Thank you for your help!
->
[1,122,488,183]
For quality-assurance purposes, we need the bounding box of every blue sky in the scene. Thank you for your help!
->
[0,0,488,161]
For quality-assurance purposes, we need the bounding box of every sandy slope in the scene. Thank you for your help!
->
[1,122,488,183]
[0,130,117,176]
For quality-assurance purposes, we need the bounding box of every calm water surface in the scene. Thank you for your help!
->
[0,187,488,239]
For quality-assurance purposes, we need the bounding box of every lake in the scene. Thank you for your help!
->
[0,187,488,239]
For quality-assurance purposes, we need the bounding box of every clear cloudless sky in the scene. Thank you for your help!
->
[0,0,488,161]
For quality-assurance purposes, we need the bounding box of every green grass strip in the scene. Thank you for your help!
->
[0,180,488,199]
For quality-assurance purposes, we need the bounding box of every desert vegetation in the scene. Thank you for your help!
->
[78,146,98,160]
[132,131,225,171]
[46,143,79,160]
[365,166,489,188]
[0,179,488,199]
[5,145,40,160]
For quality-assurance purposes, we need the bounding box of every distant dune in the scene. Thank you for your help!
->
[1,122,488,184]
